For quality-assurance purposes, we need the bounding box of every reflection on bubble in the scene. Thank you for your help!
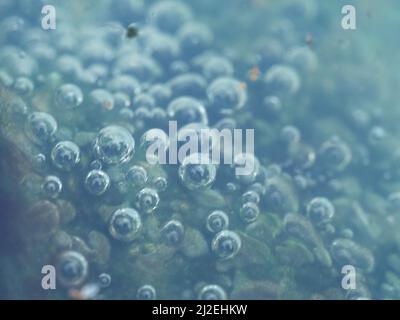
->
[93,126,135,165]
[161,220,185,246]
[206,210,229,233]
[51,141,80,171]
[84,170,110,196]
[56,251,88,288]
[136,284,156,300]
[136,187,160,213]
[109,208,142,242]
[198,284,227,300]
[211,230,241,260]
[25,111,57,145]
[42,175,62,199]
[55,84,83,109]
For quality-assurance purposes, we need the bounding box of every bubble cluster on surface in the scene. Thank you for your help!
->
[0,0,396,301]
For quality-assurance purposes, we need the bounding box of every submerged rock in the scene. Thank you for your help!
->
[231,273,281,300]
[180,227,208,258]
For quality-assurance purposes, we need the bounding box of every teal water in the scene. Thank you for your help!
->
[0,0,400,300]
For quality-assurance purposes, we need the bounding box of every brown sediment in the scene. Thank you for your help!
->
[248,66,260,82]
[239,82,247,90]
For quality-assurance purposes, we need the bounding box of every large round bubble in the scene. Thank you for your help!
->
[178,153,217,190]
[306,197,335,225]
[51,141,80,171]
[55,84,83,109]
[135,187,160,213]
[56,251,88,287]
[167,96,208,126]
[211,230,241,260]
[25,112,57,145]
[126,165,148,188]
[161,220,185,246]
[41,175,62,199]
[206,210,229,233]
[93,126,135,165]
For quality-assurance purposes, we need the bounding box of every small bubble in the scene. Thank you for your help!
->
[198,284,227,300]
[136,285,156,300]
[306,197,335,225]
[25,112,57,146]
[51,141,80,171]
[239,202,260,223]
[109,208,142,242]
[136,188,160,213]
[41,175,62,199]
[206,210,229,233]
[211,230,241,260]
[93,126,135,165]
[161,220,185,246]
[151,176,168,192]
[126,165,148,188]
[55,84,84,109]
[179,153,217,190]
[56,251,88,288]
[98,273,112,288]
[84,170,110,196]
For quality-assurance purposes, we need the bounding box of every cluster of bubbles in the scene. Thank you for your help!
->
[1,0,394,300]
